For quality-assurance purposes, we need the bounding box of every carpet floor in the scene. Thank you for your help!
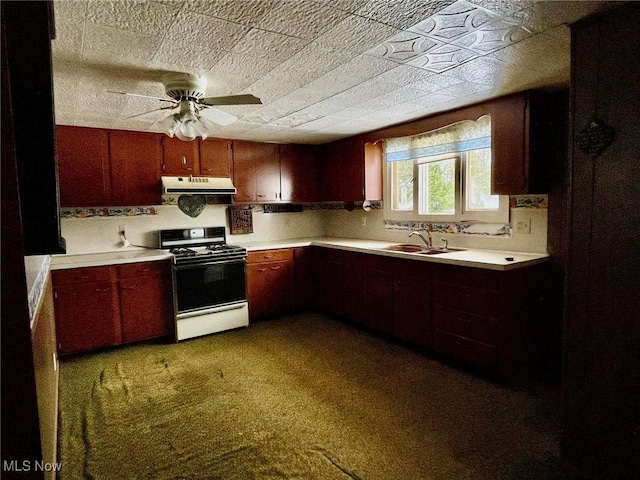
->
[58,313,564,480]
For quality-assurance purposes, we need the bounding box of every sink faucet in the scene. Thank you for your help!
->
[409,230,432,248]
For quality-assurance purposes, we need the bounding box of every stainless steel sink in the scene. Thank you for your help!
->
[381,243,426,253]
[381,244,465,255]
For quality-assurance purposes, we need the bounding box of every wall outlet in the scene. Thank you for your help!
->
[515,219,531,234]
[119,225,127,236]
[361,216,367,227]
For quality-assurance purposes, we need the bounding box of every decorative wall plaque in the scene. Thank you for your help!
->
[576,119,615,159]
[177,195,206,217]
[229,205,253,234]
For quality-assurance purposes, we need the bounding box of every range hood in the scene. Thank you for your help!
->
[162,176,237,195]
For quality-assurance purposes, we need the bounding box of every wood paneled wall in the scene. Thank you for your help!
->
[562,4,640,478]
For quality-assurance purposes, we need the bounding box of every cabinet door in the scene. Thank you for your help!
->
[56,125,111,207]
[319,137,366,202]
[362,267,394,335]
[279,144,319,202]
[109,130,162,206]
[254,143,280,201]
[119,272,172,343]
[491,93,527,194]
[200,138,232,177]
[293,247,312,309]
[53,281,120,355]
[161,136,199,175]
[246,260,294,318]
[232,140,258,202]
[394,275,432,349]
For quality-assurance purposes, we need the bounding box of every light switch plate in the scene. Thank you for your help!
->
[515,219,531,234]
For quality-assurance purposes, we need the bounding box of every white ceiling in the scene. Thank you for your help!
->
[51,0,615,144]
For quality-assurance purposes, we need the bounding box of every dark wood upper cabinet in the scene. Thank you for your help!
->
[200,138,232,177]
[57,125,111,207]
[109,130,162,206]
[491,90,568,195]
[279,143,319,202]
[161,136,199,175]
[319,136,382,202]
[232,140,279,202]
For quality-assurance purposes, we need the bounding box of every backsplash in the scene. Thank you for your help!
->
[58,195,548,255]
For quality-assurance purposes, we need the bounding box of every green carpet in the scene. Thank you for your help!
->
[58,313,564,479]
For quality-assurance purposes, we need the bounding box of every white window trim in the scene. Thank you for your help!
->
[383,150,510,224]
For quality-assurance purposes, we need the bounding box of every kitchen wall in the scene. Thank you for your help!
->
[59,205,325,254]
[321,205,548,254]
[60,198,547,255]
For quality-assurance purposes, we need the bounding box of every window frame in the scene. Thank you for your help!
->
[384,147,509,224]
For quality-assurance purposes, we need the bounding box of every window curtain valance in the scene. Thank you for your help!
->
[385,115,491,162]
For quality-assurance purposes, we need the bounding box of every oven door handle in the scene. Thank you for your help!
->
[176,302,247,319]
[174,258,246,269]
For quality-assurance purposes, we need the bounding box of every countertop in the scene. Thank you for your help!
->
[241,237,549,271]
[49,237,548,271]
[50,249,172,270]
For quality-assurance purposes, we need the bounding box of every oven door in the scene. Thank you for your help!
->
[174,259,246,313]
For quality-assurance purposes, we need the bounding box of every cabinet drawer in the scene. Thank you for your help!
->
[434,265,501,291]
[433,283,501,316]
[53,266,112,286]
[247,249,293,264]
[117,261,165,278]
[433,330,497,371]
[433,306,498,346]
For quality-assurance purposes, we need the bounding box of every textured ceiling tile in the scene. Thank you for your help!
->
[516,1,613,33]
[85,0,181,35]
[256,0,349,40]
[488,32,568,68]
[312,0,370,14]
[365,31,443,63]
[162,11,249,51]
[82,23,162,62]
[372,65,434,87]
[406,72,465,93]
[184,0,274,26]
[407,0,498,41]
[52,1,86,55]
[206,53,281,95]
[284,42,360,80]
[230,28,311,62]
[452,18,532,54]
[444,56,507,84]
[330,54,398,82]
[356,0,455,30]
[434,79,493,98]
[407,44,477,73]
[315,15,401,54]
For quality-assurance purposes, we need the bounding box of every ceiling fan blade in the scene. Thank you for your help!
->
[108,90,177,103]
[199,94,262,106]
[198,106,238,126]
[124,104,177,120]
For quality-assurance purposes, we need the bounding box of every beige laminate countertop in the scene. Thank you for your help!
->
[240,237,549,271]
[49,238,549,271]
[50,249,172,270]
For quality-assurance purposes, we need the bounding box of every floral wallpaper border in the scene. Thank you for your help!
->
[60,206,159,218]
[59,196,543,219]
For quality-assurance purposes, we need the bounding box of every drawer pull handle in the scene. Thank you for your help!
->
[121,284,137,290]
[95,287,111,292]
[257,267,268,272]
[270,265,281,271]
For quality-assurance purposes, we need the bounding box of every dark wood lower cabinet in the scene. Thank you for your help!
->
[118,262,174,344]
[246,249,295,319]
[53,260,173,355]
[309,246,545,378]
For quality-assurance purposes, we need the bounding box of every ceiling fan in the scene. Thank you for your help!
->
[109,73,262,141]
